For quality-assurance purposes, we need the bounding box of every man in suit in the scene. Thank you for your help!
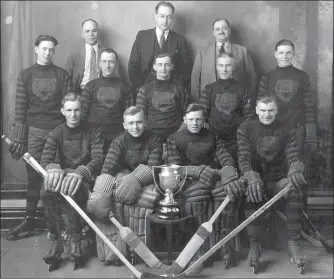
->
[191,18,257,105]
[65,19,121,93]
[128,1,191,100]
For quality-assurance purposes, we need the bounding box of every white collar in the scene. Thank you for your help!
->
[156,27,169,39]
[216,41,230,49]
[86,43,98,51]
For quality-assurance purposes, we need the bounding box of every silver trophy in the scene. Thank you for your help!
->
[152,164,187,219]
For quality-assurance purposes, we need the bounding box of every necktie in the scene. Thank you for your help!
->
[159,31,166,49]
[219,44,225,54]
[89,47,98,81]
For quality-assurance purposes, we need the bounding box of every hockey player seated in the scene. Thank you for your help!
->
[237,94,307,274]
[86,106,163,265]
[40,92,104,271]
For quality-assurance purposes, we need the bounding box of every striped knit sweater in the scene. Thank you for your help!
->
[237,119,302,182]
[167,127,235,168]
[81,76,133,136]
[40,122,103,176]
[102,130,162,176]
[136,79,189,142]
[199,78,251,141]
[258,65,316,128]
[15,63,72,130]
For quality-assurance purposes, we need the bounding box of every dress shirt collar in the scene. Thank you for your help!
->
[86,43,98,51]
[216,41,230,51]
[156,27,169,40]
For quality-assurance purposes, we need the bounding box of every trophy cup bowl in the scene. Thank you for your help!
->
[152,164,187,220]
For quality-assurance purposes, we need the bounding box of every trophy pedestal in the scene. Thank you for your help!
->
[156,203,180,220]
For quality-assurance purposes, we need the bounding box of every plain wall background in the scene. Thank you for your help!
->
[1,1,333,189]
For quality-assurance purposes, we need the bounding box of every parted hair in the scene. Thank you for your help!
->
[123,106,144,121]
[154,53,173,64]
[275,39,295,51]
[100,48,119,61]
[34,35,58,47]
[256,94,278,106]
[61,92,81,108]
[217,52,235,60]
[212,18,230,28]
[184,103,205,116]
[155,1,175,14]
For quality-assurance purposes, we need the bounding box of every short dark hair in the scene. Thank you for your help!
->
[155,1,175,14]
[100,48,118,61]
[81,18,99,29]
[212,18,230,29]
[34,35,58,47]
[185,103,205,116]
[61,92,81,108]
[154,53,173,64]
[275,39,295,51]
[256,94,278,106]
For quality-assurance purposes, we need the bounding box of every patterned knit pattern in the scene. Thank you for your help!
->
[199,78,251,140]
[237,119,302,182]
[167,128,235,168]
[136,79,189,141]
[40,122,103,176]
[101,130,162,176]
[81,76,133,136]
[15,63,72,129]
[258,65,316,128]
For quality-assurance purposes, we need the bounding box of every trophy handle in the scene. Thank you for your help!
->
[174,166,188,196]
[152,166,165,195]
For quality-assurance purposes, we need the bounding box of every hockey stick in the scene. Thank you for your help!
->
[171,183,294,277]
[2,135,160,278]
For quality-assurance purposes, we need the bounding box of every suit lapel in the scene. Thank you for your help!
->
[208,43,217,80]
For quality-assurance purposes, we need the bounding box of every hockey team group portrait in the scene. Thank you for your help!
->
[0,1,333,278]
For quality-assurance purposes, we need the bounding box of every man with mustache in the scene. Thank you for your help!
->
[128,1,191,100]
[191,18,257,105]
[237,94,307,273]
[81,48,133,156]
[65,19,121,93]
[6,35,72,241]
[166,103,245,268]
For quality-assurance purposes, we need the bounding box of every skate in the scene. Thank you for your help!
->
[43,235,64,272]
[7,217,34,241]
[247,240,261,274]
[287,237,305,274]
[70,233,84,270]
[220,244,237,269]
[104,259,122,266]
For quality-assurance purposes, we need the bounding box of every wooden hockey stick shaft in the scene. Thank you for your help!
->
[2,135,145,278]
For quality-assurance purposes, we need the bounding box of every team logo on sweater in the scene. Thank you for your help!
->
[186,142,211,164]
[274,80,298,102]
[63,140,88,165]
[256,136,280,162]
[215,93,237,115]
[97,87,121,109]
[32,78,56,100]
[125,150,149,166]
[152,91,175,112]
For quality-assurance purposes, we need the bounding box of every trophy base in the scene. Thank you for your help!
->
[156,204,180,220]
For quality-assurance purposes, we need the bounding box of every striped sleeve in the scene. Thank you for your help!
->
[199,85,210,118]
[302,73,316,124]
[136,86,147,117]
[166,136,182,165]
[80,85,92,121]
[237,124,254,174]
[257,75,269,99]
[61,73,73,97]
[285,128,303,166]
[86,129,104,176]
[40,134,59,169]
[215,137,236,168]
[101,137,123,176]
[14,74,28,124]
[147,136,163,166]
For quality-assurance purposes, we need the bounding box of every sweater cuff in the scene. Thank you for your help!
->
[288,161,305,176]
[220,165,238,185]
[244,170,262,184]
[93,174,116,195]
[74,165,91,179]
[132,164,153,185]
[12,123,28,143]
[45,163,61,171]
[305,123,318,143]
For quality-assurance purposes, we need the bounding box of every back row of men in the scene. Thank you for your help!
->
[6,0,317,275]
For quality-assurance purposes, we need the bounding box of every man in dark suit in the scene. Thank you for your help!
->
[65,19,121,93]
[191,18,257,104]
[128,1,191,100]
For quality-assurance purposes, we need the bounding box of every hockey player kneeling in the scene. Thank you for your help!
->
[87,106,162,265]
[237,95,307,274]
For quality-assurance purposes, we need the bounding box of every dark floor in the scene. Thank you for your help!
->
[1,231,333,278]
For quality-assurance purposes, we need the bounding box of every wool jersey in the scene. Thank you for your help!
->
[81,76,133,137]
[40,122,103,176]
[136,79,188,141]
[167,128,235,168]
[101,130,163,176]
[237,119,302,182]
[15,63,72,129]
[258,65,316,128]
[199,78,251,140]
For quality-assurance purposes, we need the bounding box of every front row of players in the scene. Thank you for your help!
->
[37,91,306,273]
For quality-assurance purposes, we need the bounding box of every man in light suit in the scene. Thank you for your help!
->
[191,18,257,105]
[128,1,191,100]
[65,19,121,93]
